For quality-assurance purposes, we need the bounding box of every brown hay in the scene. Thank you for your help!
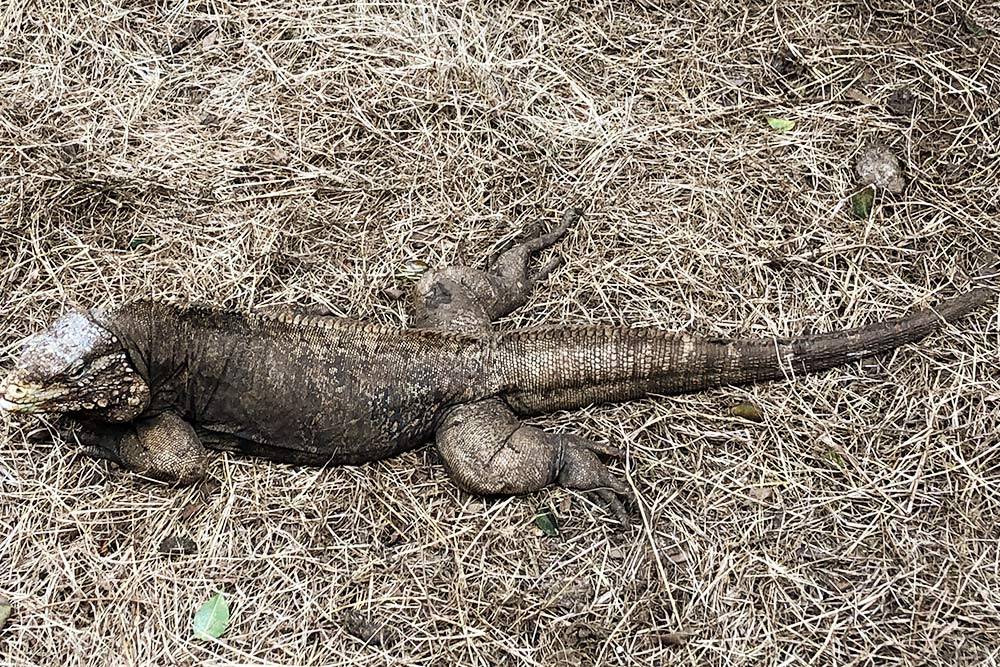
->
[1,1,998,665]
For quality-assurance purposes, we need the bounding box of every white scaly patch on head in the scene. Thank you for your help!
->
[1,309,150,423]
[16,312,107,378]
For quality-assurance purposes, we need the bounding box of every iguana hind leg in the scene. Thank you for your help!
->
[484,206,581,318]
[411,207,633,521]
[413,207,583,328]
[436,400,633,522]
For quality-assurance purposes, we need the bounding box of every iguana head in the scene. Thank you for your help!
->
[1,310,149,422]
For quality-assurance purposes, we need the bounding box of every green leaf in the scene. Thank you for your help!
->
[963,14,985,36]
[851,186,875,219]
[533,509,559,537]
[0,598,11,630]
[192,592,229,640]
[765,116,795,131]
[128,234,158,250]
[730,402,764,423]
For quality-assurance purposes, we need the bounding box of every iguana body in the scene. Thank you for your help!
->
[1,209,993,518]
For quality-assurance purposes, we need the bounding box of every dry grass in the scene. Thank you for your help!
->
[2,1,999,665]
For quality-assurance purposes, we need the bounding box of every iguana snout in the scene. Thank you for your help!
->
[1,311,150,423]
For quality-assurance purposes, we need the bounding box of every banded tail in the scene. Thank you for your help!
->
[496,285,993,415]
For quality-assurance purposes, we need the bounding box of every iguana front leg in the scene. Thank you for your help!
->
[63,412,208,484]
[413,208,633,519]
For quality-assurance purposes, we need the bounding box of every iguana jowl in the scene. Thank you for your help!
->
[1,209,993,519]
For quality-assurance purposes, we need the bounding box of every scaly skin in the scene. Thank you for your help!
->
[413,208,635,518]
[0,208,993,519]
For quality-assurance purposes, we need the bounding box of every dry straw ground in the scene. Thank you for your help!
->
[1,1,999,665]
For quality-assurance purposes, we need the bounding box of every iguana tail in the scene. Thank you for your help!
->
[496,285,993,415]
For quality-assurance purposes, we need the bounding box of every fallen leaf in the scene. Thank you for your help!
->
[159,535,197,557]
[192,592,229,640]
[665,546,689,565]
[770,49,802,78]
[533,509,559,537]
[342,610,396,647]
[178,478,221,520]
[844,89,875,105]
[657,630,694,646]
[765,116,795,131]
[128,234,157,250]
[268,147,289,164]
[827,573,853,591]
[851,186,875,219]
[396,259,429,281]
[178,501,203,521]
[962,14,986,35]
[822,450,844,467]
[201,30,217,50]
[730,402,764,423]
[886,88,917,116]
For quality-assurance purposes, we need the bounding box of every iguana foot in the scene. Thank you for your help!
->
[32,414,206,484]
[553,432,633,523]
[29,416,128,465]
[486,206,582,318]
[39,412,207,484]
[436,399,633,522]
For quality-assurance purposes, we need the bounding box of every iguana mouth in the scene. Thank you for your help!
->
[1,381,46,413]
[0,397,35,413]
[0,395,43,412]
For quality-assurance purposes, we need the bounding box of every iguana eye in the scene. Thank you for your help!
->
[65,362,87,382]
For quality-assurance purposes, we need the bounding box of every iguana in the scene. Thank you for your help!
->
[1,209,993,519]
